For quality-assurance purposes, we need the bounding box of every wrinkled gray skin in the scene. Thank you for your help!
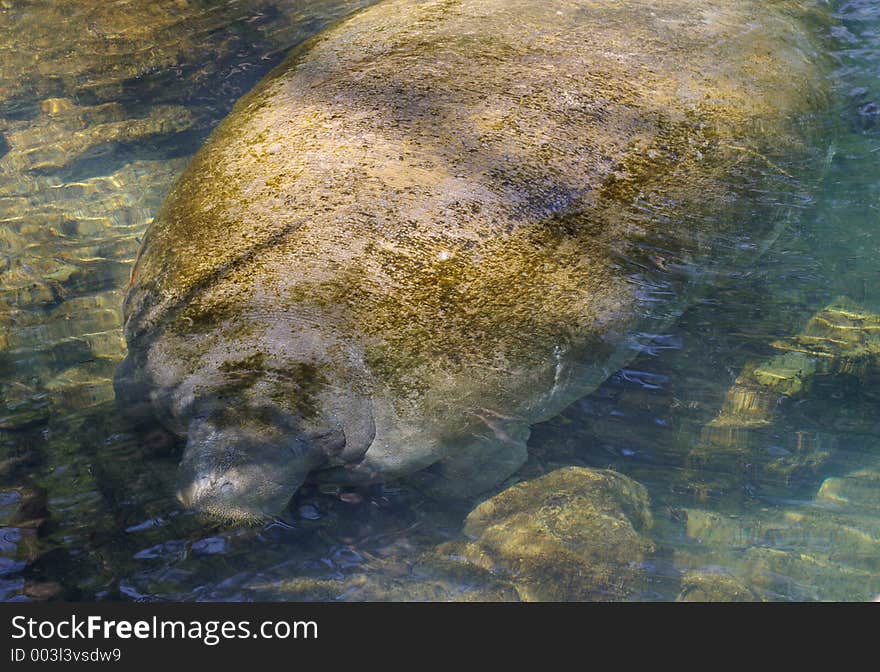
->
[116,0,830,520]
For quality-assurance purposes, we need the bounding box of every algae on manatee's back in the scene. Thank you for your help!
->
[118,0,833,519]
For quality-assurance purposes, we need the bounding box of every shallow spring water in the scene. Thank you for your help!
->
[1,0,879,601]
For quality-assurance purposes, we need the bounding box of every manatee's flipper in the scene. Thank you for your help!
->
[176,415,332,520]
[408,417,530,499]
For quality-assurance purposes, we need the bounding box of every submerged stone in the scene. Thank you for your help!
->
[817,470,880,511]
[675,466,880,602]
[458,467,654,601]
[692,299,880,495]
[677,569,763,602]
[118,0,833,520]
[243,552,519,602]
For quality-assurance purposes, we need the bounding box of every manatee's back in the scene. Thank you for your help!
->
[121,0,829,434]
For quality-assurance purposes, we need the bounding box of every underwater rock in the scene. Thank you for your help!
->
[1,102,194,175]
[119,0,832,519]
[21,581,63,600]
[816,469,880,511]
[738,546,880,601]
[677,569,763,602]
[45,362,118,414]
[675,479,880,602]
[457,467,654,601]
[245,552,519,602]
[0,396,50,432]
[692,298,880,494]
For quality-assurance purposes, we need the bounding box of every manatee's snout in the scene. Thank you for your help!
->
[175,418,340,521]
[175,460,295,522]
[168,339,377,520]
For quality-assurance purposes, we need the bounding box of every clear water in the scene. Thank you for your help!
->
[1,0,879,601]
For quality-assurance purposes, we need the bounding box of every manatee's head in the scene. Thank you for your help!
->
[174,379,378,520]
[163,338,375,521]
[174,414,334,522]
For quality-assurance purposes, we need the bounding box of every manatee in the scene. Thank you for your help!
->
[116,0,832,519]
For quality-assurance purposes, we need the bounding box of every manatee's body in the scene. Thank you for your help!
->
[117,0,830,519]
